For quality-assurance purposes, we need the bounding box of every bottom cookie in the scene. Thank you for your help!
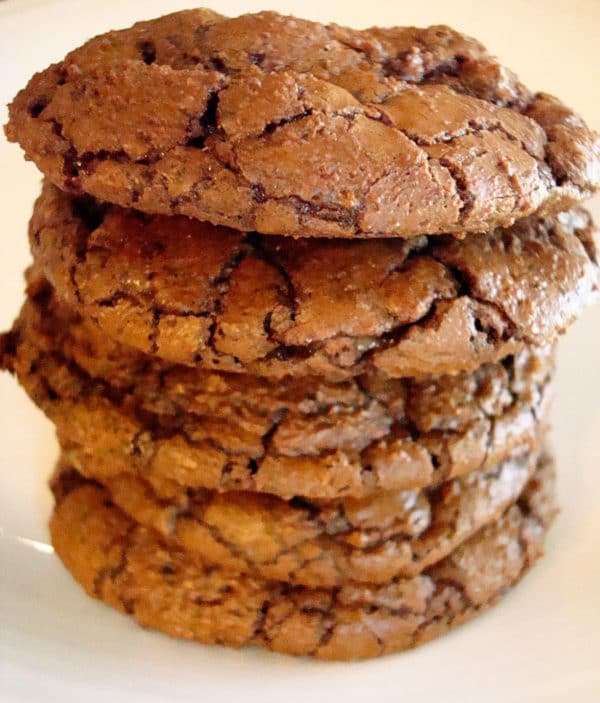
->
[49,454,556,660]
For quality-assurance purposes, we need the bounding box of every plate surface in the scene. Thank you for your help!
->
[1,1,599,701]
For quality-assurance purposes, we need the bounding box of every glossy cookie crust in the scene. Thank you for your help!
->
[49,454,556,660]
[6,10,600,238]
[56,446,538,588]
[29,182,598,378]
[1,285,554,501]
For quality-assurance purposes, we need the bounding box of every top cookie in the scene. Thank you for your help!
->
[6,10,600,238]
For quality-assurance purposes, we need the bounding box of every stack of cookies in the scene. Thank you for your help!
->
[2,10,599,660]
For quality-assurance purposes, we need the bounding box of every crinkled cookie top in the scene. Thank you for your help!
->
[6,9,600,238]
[29,182,600,379]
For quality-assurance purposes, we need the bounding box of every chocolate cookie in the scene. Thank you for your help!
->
[64,446,538,587]
[7,10,600,238]
[30,182,598,377]
[3,288,553,500]
[49,453,556,660]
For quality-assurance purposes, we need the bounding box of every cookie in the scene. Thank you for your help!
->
[7,10,599,238]
[3,289,553,500]
[59,445,538,587]
[30,182,598,377]
[49,453,556,660]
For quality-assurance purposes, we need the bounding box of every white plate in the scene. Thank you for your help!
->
[1,1,599,701]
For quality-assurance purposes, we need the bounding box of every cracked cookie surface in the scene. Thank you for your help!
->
[6,10,600,238]
[2,284,553,500]
[29,182,598,378]
[49,453,556,660]
[55,446,539,587]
